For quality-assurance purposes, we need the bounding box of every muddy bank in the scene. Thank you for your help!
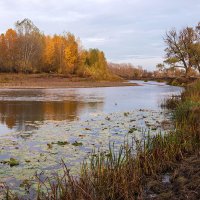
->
[143,152,200,200]
[0,74,137,88]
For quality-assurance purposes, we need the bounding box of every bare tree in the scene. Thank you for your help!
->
[164,29,187,76]
[15,18,43,72]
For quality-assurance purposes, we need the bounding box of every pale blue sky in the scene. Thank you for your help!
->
[0,0,200,70]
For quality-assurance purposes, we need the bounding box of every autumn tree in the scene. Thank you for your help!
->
[0,34,7,71]
[164,23,200,76]
[108,63,145,79]
[15,18,44,72]
[156,63,165,72]
[43,35,67,73]
[5,29,18,72]
[189,22,200,73]
[80,49,110,79]
[0,19,113,80]
[43,36,57,72]
[64,33,79,74]
[76,49,90,76]
[52,35,67,73]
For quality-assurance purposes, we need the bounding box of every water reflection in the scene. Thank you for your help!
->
[0,100,103,134]
[0,81,183,135]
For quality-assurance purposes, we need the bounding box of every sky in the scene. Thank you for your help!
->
[0,0,200,70]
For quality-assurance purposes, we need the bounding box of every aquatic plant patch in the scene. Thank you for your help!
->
[0,109,172,193]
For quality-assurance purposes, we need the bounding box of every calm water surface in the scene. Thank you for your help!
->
[0,81,182,135]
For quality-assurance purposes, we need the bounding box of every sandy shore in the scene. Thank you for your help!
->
[0,73,138,89]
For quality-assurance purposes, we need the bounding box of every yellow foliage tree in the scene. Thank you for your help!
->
[0,34,8,71]
[5,29,18,71]
[64,33,78,74]
[43,36,56,72]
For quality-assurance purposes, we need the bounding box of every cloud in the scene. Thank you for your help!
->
[36,12,89,23]
[0,0,200,69]
[83,37,107,45]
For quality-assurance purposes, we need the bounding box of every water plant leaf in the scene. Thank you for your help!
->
[72,141,83,146]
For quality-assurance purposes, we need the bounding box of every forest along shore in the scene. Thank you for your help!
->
[0,74,138,88]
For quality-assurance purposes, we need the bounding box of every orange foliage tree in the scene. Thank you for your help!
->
[0,19,111,80]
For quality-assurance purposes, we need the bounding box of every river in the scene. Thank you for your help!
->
[0,81,183,194]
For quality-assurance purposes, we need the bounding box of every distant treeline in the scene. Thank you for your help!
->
[0,19,113,80]
[108,62,194,79]
[108,63,145,79]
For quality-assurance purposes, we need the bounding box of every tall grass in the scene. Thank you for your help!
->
[182,80,200,102]
[6,80,200,200]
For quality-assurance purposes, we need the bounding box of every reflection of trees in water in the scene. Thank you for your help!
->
[0,100,103,130]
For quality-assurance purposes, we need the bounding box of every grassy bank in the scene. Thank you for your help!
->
[133,77,199,86]
[6,80,200,199]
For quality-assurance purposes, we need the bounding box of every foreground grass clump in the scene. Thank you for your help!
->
[6,80,200,200]
[161,95,181,109]
[182,80,200,102]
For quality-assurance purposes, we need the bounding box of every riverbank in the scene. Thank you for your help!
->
[144,151,200,199]
[0,73,137,88]
[134,76,199,86]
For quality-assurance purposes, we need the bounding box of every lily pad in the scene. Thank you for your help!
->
[52,141,69,146]
[72,141,83,146]
[9,158,19,167]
